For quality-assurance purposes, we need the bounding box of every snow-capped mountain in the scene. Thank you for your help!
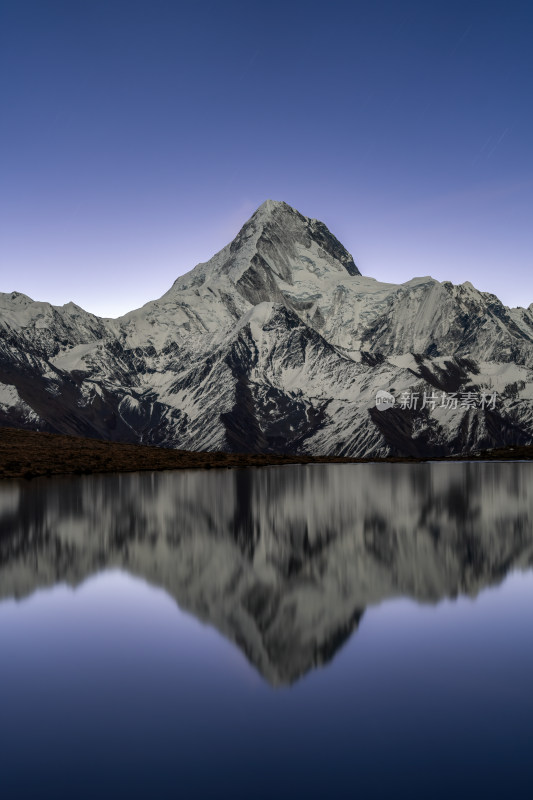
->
[1,463,532,684]
[1,199,533,456]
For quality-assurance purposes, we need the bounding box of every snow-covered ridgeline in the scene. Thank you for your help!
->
[1,200,533,454]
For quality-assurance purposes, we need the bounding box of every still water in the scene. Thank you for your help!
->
[1,463,532,799]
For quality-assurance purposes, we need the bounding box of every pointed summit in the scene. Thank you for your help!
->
[171,199,360,303]
[252,199,298,220]
[254,198,286,214]
[230,199,360,281]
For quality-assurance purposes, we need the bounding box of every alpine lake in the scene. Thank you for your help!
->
[1,461,532,799]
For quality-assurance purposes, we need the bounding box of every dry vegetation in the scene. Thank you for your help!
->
[0,426,531,480]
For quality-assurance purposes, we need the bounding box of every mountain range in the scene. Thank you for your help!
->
[1,199,533,456]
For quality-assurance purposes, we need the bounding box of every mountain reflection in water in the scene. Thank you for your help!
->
[1,462,533,685]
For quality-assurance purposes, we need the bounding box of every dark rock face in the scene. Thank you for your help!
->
[1,200,533,456]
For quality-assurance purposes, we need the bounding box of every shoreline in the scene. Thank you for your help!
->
[1,426,532,480]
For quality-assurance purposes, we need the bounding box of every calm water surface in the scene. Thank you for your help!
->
[1,463,532,799]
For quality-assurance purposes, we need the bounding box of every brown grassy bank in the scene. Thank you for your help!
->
[0,426,532,480]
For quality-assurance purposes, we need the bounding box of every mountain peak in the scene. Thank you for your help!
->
[237,200,360,280]
[254,199,294,217]
[172,200,361,299]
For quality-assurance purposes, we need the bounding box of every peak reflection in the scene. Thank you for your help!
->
[1,463,533,685]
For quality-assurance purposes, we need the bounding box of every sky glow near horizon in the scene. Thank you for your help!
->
[1,0,532,317]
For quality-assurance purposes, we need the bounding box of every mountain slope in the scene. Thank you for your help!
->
[1,200,533,455]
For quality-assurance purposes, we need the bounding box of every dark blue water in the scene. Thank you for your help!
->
[1,463,532,799]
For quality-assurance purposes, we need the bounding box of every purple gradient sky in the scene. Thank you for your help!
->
[1,0,532,317]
